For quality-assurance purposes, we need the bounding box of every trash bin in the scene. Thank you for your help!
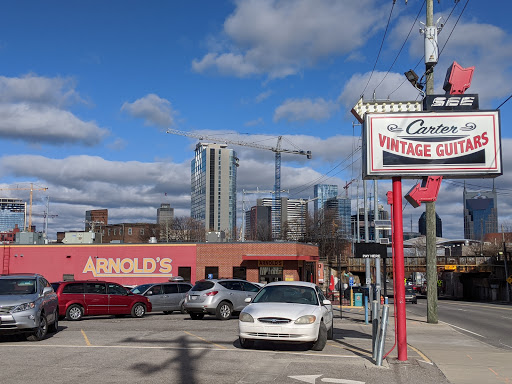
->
[354,292,363,307]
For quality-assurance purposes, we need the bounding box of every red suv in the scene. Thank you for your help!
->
[51,280,152,321]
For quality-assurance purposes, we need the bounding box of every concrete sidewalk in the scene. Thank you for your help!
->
[338,305,512,384]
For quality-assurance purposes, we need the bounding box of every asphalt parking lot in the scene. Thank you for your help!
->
[0,309,449,384]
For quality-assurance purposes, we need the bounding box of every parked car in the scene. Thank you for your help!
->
[405,287,418,304]
[51,280,152,321]
[0,273,59,341]
[131,282,192,314]
[184,279,261,320]
[238,281,334,351]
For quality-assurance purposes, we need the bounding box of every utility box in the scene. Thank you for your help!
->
[354,292,363,307]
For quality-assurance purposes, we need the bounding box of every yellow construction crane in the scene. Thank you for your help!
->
[0,183,48,231]
[166,129,311,239]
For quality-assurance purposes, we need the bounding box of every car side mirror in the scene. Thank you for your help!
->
[244,297,252,303]
[322,299,331,306]
[146,291,153,296]
[42,287,53,296]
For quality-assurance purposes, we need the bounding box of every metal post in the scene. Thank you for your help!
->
[372,300,379,358]
[503,240,511,302]
[374,181,381,310]
[392,177,407,361]
[364,180,371,289]
[376,304,390,366]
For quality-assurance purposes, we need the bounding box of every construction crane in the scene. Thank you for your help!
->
[0,183,48,231]
[343,179,357,198]
[166,129,311,239]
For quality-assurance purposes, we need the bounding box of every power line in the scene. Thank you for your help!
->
[373,0,426,96]
[496,94,512,110]
[360,0,397,97]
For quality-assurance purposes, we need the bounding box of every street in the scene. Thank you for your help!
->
[404,297,512,351]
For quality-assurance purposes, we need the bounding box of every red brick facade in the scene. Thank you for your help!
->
[196,242,319,284]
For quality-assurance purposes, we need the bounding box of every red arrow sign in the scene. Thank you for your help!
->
[404,176,443,208]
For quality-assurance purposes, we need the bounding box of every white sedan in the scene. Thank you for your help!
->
[238,281,334,351]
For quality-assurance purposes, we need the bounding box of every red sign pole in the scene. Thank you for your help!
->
[392,176,407,361]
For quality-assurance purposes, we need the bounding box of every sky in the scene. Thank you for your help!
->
[1,0,511,240]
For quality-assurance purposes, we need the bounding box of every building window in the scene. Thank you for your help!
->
[113,229,116,236]
[108,229,111,236]
[140,228,145,235]
[128,228,132,235]
[178,267,191,282]
[205,266,219,279]
[233,267,246,280]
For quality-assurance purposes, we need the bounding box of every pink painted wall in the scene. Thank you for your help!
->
[3,243,197,285]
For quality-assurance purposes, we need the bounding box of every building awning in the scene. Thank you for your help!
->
[242,254,318,261]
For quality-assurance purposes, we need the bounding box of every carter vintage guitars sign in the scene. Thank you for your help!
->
[363,110,502,179]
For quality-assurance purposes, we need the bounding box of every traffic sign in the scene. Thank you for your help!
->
[349,277,354,287]
[507,275,512,285]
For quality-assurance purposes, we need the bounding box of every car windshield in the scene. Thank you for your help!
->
[252,285,318,305]
[0,278,37,295]
[131,284,154,295]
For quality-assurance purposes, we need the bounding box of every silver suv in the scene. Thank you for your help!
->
[0,273,59,341]
[184,279,261,320]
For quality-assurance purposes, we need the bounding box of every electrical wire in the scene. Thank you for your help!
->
[360,0,397,98]
[373,0,426,95]
[496,94,512,110]
[438,0,469,59]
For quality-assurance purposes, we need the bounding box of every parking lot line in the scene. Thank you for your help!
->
[183,330,230,350]
[80,329,91,346]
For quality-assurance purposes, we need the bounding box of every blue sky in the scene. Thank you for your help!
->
[1,0,511,239]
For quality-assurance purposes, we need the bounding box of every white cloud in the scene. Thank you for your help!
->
[338,71,421,111]
[274,98,339,122]
[192,0,386,79]
[0,103,108,146]
[244,117,264,127]
[121,94,177,128]
[0,74,84,106]
[0,74,107,146]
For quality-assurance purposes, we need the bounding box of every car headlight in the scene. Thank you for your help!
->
[239,312,254,323]
[294,315,316,324]
[11,302,36,313]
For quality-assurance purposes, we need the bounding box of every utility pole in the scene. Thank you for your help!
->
[425,0,438,324]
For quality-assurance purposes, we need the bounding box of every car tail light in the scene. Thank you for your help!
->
[205,291,218,296]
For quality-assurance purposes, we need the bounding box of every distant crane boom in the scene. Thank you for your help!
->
[0,183,48,231]
[166,129,311,239]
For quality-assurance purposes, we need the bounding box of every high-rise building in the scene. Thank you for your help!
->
[246,206,272,241]
[418,212,442,237]
[257,197,307,241]
[313,184,338,220]
[0,198,26,232]
[463,184,498,240]
[157,203,174,242]
[313,184,352,239]
[191,143,238,240]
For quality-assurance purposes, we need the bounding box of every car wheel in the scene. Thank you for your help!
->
[327,319,334,340]
[216,301,233,320]
[180,302,187,314]
[239,336,254,349]
[27,314,48,341]
[48,310,59,333]
[311,322,328,351]
[131,303,146,318]
[66,304,83,321]
[189,312,204,320]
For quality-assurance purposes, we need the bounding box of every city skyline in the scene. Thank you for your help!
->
[0,2,511,240]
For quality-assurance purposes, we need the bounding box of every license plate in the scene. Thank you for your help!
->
[190,295,198,300]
